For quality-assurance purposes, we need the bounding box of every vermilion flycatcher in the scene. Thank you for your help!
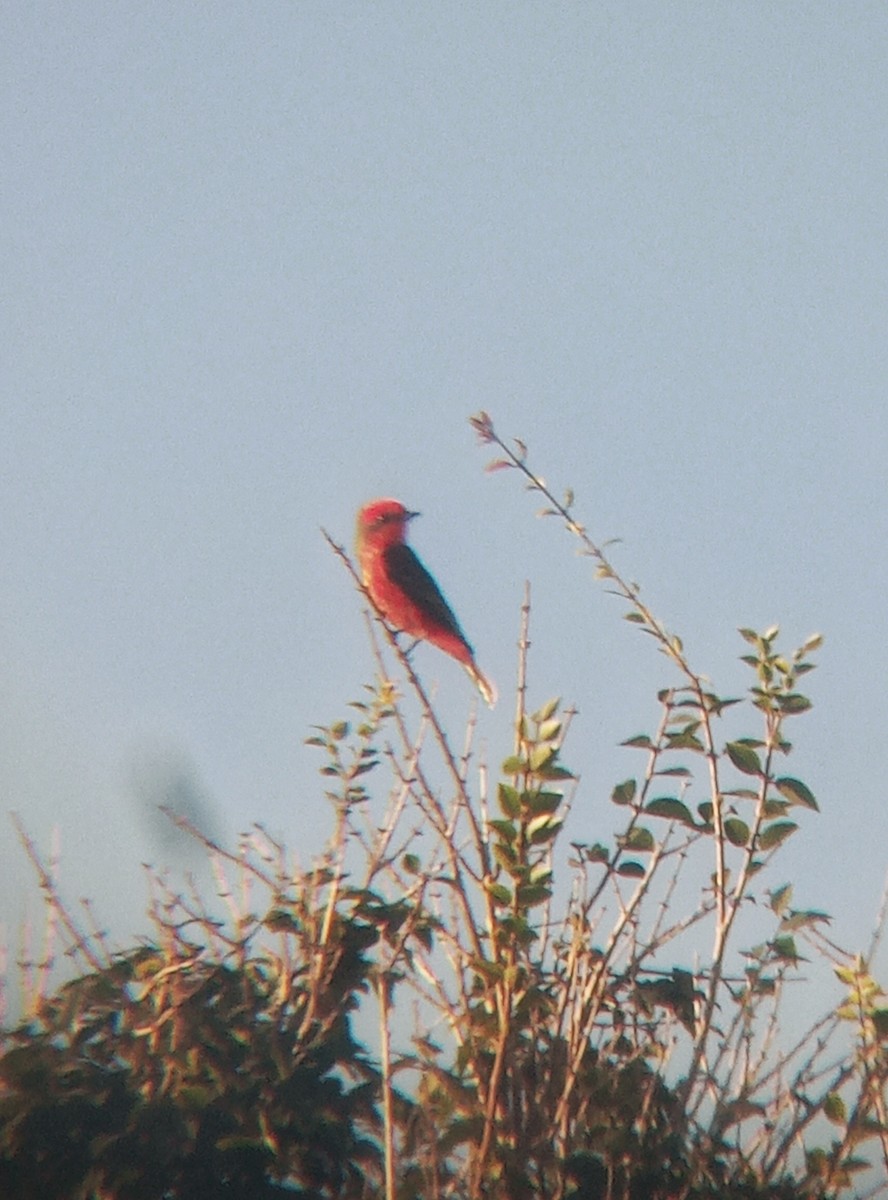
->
[356,498,497,707]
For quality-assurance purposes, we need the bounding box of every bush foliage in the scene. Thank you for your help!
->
[2,414,887,1199]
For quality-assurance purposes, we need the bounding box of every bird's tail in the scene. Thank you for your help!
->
[466,661,497,709]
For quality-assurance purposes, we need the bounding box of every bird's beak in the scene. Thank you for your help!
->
[406,510,420,521]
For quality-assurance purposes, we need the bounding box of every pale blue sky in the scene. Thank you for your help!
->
[2,5,887,991]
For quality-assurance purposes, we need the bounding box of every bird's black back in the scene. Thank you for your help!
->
[383,542,472,650]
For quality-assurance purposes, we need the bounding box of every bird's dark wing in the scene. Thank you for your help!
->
[384,542,470,645]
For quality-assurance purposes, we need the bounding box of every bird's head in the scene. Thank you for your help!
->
[356,498,420,552]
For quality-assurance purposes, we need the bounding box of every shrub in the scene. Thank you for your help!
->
[2,414,886,1198]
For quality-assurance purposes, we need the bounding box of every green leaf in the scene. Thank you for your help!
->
[724,818,750,847]
[836,1155,872,1177]
[745,971,776,996]
[725,741,763,775]
[769,883,793,916]
[533,697,560,723]
[762,798,789,817]
[872,1008,888,1039]
[759,820,798,850]
[539,718,562,741]
[264,908,300,934]
[666,730,706,752]
[529,744,556,772]
[621,826,655,852]
[702,692,742,715]
[525,790,563,816]
[351,759,378,776]
[498,783,521,817]
[179,1084,214,1110]
[774,776,818,810]
[806,1147,828,1177]
[738,627,760,645]
[527,813,564,844]
[777,693,811,714]
[414,1035,443,1058]
[781,908,831,931]
[770,934,802,963]
[845,1118,886,1145]
[501,754,526,776]
[486,881,512,906]
[667,710,700,727]
[492,842,518,872]
[536,762,575,781]
[717,1099,768,1127]
[611,778,636,806]
[624,610,646,623]
[402,853,421,875]
[515,883,551,908]
[498,913,537,946]
[645,797,696,827]
[616,861,645,878]
[488,819,517,843]
[621,734,652,749]
[471,957,504,983]
[439,1116,486,1152]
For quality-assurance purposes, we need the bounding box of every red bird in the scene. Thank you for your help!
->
[356,498,496,707]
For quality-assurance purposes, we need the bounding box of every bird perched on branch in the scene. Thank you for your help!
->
[355,498,496,707]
